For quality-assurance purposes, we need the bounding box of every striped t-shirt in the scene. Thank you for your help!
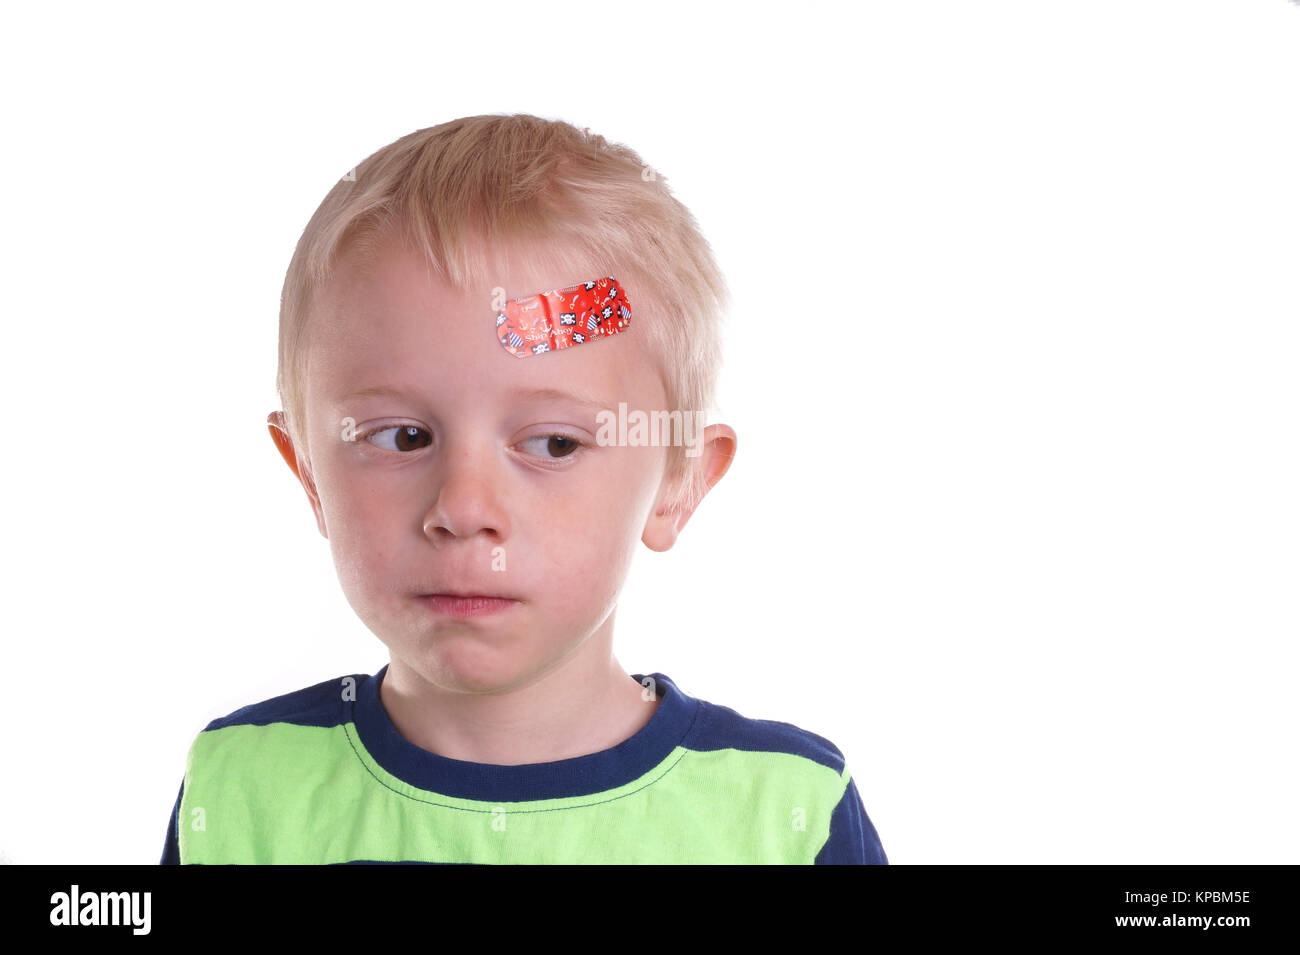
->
[161,667,887,864]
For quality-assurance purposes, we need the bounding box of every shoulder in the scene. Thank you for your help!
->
[658,675,887,863]
[667,676,849,776]
[180,671,375,787]
[199,671,374,732]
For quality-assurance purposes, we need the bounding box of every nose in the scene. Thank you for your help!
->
[421,443,511,546]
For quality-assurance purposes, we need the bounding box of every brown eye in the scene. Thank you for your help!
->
[367,425,432,452]
[546,436,579,458]
[517,434,583,459]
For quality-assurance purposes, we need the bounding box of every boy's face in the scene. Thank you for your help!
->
[285,233,689,695]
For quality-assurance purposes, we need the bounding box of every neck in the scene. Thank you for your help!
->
[378,620,658,766]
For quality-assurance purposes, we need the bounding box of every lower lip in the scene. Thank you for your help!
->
[418,595,519,618]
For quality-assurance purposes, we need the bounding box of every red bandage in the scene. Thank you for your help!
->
[496,277,631,358]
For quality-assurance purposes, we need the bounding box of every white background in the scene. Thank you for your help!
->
[1,0,1296,864]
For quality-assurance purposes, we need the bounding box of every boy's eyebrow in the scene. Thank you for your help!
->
[335,385,612,413]
[334,385,424,405]
[506,387,612,414]
[338,386,403,401]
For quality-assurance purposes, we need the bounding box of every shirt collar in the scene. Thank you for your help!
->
[350,666,698,802]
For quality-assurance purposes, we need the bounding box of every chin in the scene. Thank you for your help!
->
[412,639,545,696]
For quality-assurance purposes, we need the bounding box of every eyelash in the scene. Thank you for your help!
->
[515,433,588,462]
[358,425,588,462]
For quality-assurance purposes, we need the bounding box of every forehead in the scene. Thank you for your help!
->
[305,233,663,412]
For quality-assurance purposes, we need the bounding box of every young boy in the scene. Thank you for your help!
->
[160,114,888,864]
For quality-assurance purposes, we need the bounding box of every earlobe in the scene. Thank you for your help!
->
[641,498,686,553]
[267,411,328,538]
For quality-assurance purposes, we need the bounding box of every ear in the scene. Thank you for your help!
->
[267,411,328,539]
[642,424,737,552]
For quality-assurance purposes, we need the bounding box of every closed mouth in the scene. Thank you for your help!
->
[417,593,520,617]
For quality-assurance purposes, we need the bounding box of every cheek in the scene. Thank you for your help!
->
[318,468,410,592]
[533,450,659,579]
[327,480,387,541]
[536,522,634,630]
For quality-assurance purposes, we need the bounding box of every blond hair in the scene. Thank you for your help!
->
[276,113,728,514]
